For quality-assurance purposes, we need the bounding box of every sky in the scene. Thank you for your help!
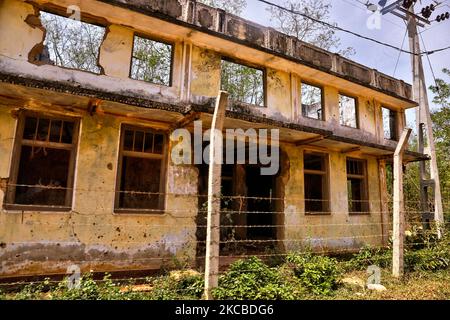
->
[239,0,450,125]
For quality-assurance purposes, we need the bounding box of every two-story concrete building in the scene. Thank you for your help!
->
[0,0,426,278]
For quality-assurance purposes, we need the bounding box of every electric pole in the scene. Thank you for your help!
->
[381,0,444,237]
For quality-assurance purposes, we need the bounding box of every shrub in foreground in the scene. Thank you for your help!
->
[148,271,204,300]
[213,257,304,300]
[345,245,391,271]
[286,252,341,295]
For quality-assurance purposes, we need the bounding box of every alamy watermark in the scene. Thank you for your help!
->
[366,1,388,30]
[66,264,81,289]
[367,264,382,285]
[170,121,280,176]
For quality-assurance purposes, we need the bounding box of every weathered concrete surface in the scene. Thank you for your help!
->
[99,25,134,78]
[282,144,383,252]
[190,45,221,98]
[0,0,43,61]
[97,0,414,102]
[0,0,415,278]
[0,105,198,277]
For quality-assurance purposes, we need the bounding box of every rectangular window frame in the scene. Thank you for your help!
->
[5,112,80,212]
[338,93,359,129]
[346,157,369,215]
[129,32,175,87]
[300,81,325,121]
[381,106,398,141]
[220,56,267,108]
[114,124,168,214]
[303,151,330,215]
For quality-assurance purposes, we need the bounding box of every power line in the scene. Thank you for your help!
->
[338,0,405,29]
[393,25,408,77]
[419,32,444,104]
[256,0,450,56]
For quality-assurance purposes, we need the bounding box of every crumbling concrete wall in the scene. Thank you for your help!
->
[265,68,292,120]
[0,0,43,61]
[99,25,134,78]
[0,104,198,277]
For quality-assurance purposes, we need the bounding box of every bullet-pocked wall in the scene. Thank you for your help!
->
[0,104,199,277]
[0,0,409,276]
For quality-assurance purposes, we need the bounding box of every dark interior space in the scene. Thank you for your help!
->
[196,161,278,258]
[245,166,275,240]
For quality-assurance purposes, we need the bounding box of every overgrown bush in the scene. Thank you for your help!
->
[405,232,450,271]
[345,245,391,271]
[405,226,440,250]
[285,252,341,295]
[49,273,125,300]
[406,247,449,271]
[9,271,204,300]
[213,257,304,300]
[148,271,204,300]
[13,278,53,300]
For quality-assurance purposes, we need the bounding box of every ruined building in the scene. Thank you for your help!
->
[0,0,426,277]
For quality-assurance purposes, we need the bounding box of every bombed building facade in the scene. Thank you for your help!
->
[0,0,425,278]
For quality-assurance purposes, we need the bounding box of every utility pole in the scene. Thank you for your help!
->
[381,0,444,237]
[407,6,444,237]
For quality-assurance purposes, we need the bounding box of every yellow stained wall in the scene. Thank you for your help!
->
[0,105,198,277]
[282,144,382,252]
[0,0,390,277]
[99,25,134,78]
[0,0,43,61]
[190,45,221,98]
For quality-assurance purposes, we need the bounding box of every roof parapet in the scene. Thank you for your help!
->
[101,0,413,102]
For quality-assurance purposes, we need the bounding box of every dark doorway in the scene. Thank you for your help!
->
[246,166,276,240]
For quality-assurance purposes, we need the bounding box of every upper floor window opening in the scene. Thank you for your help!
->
[130,34,173,86]
[301,82,324,120]
[220,58,265,107]
[382,106,398,141]
[39,11,105,74]
[339,94,358,128]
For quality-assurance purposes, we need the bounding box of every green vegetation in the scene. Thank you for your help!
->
[212,256,304,300]
[285,252,341,295]
[2,235,448,300]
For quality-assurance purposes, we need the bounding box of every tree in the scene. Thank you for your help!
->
[40,11,105,73]
[267,0,355,57]
[130,36,172,86]
[198,0,246,15]
[429,69,450,213]
[429,68,450,108]
[221,60,264,106]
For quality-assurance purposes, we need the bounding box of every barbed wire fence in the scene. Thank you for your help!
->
[0,183,449,294]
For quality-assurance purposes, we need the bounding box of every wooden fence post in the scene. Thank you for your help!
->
[204,91,228,300]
